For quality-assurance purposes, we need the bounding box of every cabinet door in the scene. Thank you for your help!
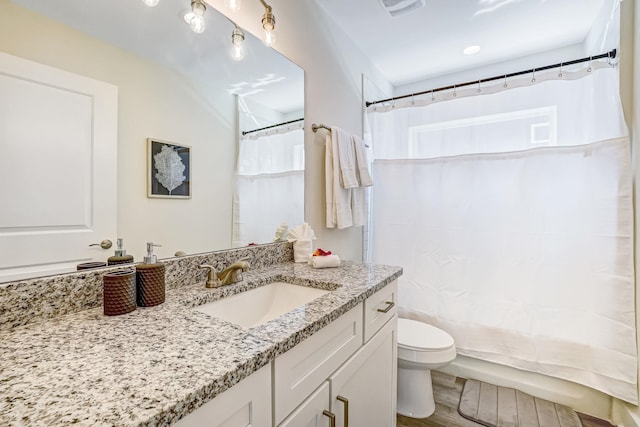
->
[274,304,363,425]
[329,315,397,427]
[174,365,271,427]
[278,382,333,427]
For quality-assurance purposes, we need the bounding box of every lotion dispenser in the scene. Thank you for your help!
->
[107,238,134,266]
[135,242,165,307]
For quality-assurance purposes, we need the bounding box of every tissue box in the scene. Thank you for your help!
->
[293,240,313,263]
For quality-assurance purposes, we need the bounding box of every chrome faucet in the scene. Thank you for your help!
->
[217,259,249,285]
[198,258,250,288]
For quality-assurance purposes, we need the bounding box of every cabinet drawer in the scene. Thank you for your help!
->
[273,304,363,425]
[364,280,397,342]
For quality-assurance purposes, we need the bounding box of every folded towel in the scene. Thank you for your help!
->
[334,127,359,189]
[325,133,353,229]
[309,254,341,269]
[352,135,373,187]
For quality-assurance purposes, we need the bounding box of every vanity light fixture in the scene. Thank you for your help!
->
[225,0,242,12]
[259,0,276,47]
[231,25,246,61]
[184,0,207,34]
[142,0,160,6]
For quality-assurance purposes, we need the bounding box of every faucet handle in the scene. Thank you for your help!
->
[199,264,222,288]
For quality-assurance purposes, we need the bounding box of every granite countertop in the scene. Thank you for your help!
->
[0,261,402,427]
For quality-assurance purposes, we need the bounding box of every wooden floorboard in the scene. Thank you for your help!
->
[397,373,617,427]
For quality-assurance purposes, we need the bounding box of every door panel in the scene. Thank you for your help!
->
[330,315,398,427]
[0,52,117,281]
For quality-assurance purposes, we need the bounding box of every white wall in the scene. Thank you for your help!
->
[212,0,392,261]
[0,0,235,261]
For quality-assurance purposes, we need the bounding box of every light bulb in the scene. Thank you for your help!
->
[261,6,276,47]
[189,14,206,33]
[185,0,206,33]
[225,0,241,12]
[231,26,245,61]
[142,0,159,6]
[263,29,275,47]
[232,44,245,61]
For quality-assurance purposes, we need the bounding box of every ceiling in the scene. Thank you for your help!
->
[314,0,608,87]
[11,0,304,113]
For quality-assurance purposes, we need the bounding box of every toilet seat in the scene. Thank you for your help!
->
[398,318,454,352]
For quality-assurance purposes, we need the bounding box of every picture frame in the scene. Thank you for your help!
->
[147,138,191,199]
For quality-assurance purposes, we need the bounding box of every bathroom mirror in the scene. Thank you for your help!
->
[0,0,304,282]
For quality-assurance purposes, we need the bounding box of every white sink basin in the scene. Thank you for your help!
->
[194,282,331,328]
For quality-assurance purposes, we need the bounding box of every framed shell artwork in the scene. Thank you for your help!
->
[147,138,191,198]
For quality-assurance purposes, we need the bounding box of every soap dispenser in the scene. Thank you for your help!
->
[135,242,165,307]
[107,238,134,266]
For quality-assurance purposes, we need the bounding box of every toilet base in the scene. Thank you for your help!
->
[397,366,435,419]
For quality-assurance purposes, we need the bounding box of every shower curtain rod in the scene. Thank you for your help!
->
[241,117,304,136]
[365,48,617,108]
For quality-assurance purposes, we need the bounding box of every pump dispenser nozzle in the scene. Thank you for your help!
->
[144,242,162,264]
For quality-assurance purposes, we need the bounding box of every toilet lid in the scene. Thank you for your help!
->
[398,318,454,351]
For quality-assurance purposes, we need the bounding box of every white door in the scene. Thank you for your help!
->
[0,52,117,282]
[329,316,398,427]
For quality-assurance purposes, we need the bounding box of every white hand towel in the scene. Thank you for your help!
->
[326,132,353,229]
[333,127,359,189]
[352,135,373,187]
[352,187,366,227]
[309,254,341,269]
[325,134,337,228]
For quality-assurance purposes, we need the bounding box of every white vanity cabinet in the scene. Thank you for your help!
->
[275,281,398,427]
[278,382,332,427]
[329,315,397,427]
[174,280,398,427]
[174,364,271,427]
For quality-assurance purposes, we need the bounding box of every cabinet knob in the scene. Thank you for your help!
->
[89,239,112,250]
[322,410,336,427]
[377,300,395,313]
[337,395,349,427]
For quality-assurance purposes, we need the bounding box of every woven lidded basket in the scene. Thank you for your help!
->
[103,269,137,316]
[136,264,166,307]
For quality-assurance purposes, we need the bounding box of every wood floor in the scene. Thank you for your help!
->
[396,372,617,427]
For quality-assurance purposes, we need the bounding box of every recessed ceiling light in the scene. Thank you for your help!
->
[463,45,481,55]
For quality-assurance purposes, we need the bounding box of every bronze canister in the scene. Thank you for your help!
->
[107,255,134,266]
[77,261,107,270]
[136,263,166,307]
[102,269,137,316]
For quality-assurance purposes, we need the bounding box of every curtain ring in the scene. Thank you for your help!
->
[391,97,395,108]
[431,90,435,102]
[503,74,508,88]
[587,56,593,72]
[411,93,415,106]
[558,63,563,78]
[453,84,457,97]
[477,80,481,93]
[531,68,536,83]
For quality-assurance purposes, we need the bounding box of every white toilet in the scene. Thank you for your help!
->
[397,318,457,418]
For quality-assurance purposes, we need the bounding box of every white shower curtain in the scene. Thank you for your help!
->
[369,67,637,403]
[232,128,304,247]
